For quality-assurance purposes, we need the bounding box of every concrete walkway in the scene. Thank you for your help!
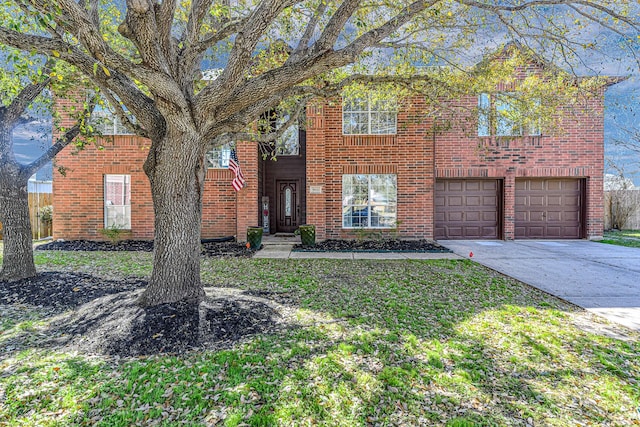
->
[253,243,461,260]
[440,240,640,331]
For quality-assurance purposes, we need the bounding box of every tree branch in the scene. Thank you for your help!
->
[204,0,299,105]
[0,27,166,138]
[290,0,329,60]
[313,0,360,52]
[2,59,54,127]
[101,89,151,139]
[157,0,179,70]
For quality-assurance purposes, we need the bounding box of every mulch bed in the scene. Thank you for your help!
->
[0,272,145,312]
[36,239,257,257]
[293,238,451,252]
[0,272,292,357]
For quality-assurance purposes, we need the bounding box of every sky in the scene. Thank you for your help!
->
[604,78,640,184]
[12,119,53,180]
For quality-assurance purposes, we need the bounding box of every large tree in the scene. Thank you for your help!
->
[0,0,637,305]
[0,5,96,281]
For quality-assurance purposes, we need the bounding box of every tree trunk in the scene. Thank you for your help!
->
[137,125,207,307]
[0,171,36,281]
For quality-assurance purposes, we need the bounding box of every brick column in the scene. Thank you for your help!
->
[503,172,516,240]
[305,102,327,240]
[235,141,259,241]
[586,175,604,239]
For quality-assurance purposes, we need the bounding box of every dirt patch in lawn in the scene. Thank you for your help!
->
[0,273,295,357]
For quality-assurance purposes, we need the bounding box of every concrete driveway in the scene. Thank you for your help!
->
[440,240,640,331]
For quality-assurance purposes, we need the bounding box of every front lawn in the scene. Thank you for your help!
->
[600,230,640,248]
[1,251,639,426]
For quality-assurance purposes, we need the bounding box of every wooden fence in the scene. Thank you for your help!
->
[0,193,53,240]
[604,190,640,230]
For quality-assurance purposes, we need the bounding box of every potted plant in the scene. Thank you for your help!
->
[298,224,316,246]
[246,226,263,249]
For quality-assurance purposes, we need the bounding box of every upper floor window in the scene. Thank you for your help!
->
[343,95,397,135]
[478,93,541,137]
[91,103,133,136]
[275,114,299,156]
[206,143,232,169]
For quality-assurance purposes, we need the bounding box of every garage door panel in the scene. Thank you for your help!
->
[465,211,481,221]
[464,226,481,237]
[566,181,581,190]
[564,196,580,205]
[547,212,561,221]
[564,211,579,221]
[465,181,481,191]
[483,212,497,221]
[545,226,562,237]
[529,196,545,206]
[565,226,580,236]
[515,212,527,222]
[530,180,545,191]
[527,226,545,238]
[547,180,563,190]
[468,196,484,206]
[547,196,562,206]
[515,178,582,239]
[449,196,464,206]
[435,179,501,239]
[448,212,463,221]
[482,181,498,191]
[483,196,497,205]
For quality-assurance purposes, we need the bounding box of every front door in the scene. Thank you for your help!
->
[276,180,299,233]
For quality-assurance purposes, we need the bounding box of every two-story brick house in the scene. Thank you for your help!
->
[52,67,615,242]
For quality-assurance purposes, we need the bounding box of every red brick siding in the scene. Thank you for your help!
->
[52,135,154,240]
[234,140,259,241]
[434,90,605,239]
[202,168,240,239]
[53,136,241,240]
[53,85,605,241]
[306,98,435,240]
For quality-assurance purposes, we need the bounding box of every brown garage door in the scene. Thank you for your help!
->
[515,178,583,239]
[435,179,501,239]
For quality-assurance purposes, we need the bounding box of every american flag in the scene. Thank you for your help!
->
[229,149,245,192]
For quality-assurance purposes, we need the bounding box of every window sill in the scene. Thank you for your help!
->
[342,227,395,230]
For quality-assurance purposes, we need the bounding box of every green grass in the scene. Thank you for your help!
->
[600,230,640,248]
[1,253,639,426]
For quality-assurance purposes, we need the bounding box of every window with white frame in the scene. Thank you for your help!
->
[478,93,541,137]
[342,174,397,228]
[206,143,232,168]
[104,174,131,229]
[342,95,397,135]
[91,103,133,135]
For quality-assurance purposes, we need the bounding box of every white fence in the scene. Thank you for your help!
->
[604,190,640,230]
